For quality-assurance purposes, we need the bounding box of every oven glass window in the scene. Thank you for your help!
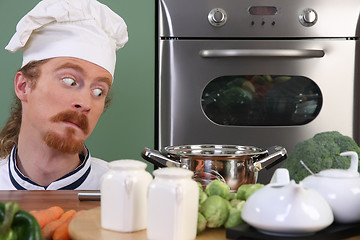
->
[201,75,322,126]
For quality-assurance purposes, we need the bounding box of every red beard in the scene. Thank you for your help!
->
[43,110,89,154]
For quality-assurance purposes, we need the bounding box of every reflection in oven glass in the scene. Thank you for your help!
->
[201,75,323,126]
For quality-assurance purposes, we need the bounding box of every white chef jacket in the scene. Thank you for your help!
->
[0,145,109,190]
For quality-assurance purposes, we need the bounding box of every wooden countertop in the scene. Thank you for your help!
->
[0,190,359,240]
[0,190,100,211]
[0,190,227,240]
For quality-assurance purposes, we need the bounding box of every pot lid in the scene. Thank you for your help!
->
[162,144,267,157]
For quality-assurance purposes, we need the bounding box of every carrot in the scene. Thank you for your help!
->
[52,210,85,240]
[30,206,64,228]
[42,209,76,240]
[29,210,37,215]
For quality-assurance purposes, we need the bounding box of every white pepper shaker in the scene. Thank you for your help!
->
[147,167,199,240]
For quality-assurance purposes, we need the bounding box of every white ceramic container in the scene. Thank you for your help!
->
[242,168,334,236]
[147,167,199,240]
[101,159,153,232]
[302,151,360,224]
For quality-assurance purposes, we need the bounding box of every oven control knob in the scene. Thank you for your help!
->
[208,8,227,27]
[299,8,318,27]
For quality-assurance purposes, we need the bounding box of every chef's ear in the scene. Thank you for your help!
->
[14,72,30,102]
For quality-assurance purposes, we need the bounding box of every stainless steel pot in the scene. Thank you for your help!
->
[142,145,287,192]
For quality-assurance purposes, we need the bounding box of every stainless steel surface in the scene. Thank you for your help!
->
[158,0,360,38]
[78,192,101,201]
[142,145,287,191]
[156,0,360,183]
[199,49,325,58]
[299,8,318,27]
[163,144,267,157]
[253,146,287,170]
[157,39,357,151]
[142,147,180,167]
[208,8,227,27]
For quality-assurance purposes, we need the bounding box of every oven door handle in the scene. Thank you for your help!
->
[199,49,325,58]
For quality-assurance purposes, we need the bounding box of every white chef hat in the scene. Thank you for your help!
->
[5,0,128,78]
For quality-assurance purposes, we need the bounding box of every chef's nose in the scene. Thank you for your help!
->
[72,94,91,113]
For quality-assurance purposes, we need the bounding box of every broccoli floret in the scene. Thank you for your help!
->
[283,131,360,182]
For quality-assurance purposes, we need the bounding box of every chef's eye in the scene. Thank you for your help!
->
[92,88,103,97]
[62,77,77,87]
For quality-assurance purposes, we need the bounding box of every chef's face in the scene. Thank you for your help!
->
[20,57,112,153]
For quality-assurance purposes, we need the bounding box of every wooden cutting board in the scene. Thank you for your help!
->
[69,207,228,240]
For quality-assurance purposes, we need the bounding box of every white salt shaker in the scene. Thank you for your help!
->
[147,168,199,240]
[101,159,153,232]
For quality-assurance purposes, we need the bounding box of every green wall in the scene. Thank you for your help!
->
[0,0,155,172]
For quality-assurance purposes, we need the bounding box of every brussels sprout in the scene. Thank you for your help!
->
[224,207,244,228]
[225,200,245,228]
[229,192,237,201]
[199,191,208,206]
[236,183,264,200]
[197,181,203,191]
[236,184,252,200]
[224,207,242,228]
[197,212,207,235]
[244,184,264,200]
[200,195,229,228]
[205,180,230,200]
[229,199,243,208]
[197,182,208,206]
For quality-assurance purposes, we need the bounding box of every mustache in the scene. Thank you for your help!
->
[50,110,89,134]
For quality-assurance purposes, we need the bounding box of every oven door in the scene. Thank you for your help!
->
[157,39,358,153]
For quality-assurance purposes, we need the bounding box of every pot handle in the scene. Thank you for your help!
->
[141,147,180,168]
[253,146,287,171]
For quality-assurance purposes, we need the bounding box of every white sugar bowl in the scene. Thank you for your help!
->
[302,151,360,224]
[242,168,334,236]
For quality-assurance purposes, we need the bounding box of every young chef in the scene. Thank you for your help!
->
[0,0,128,190]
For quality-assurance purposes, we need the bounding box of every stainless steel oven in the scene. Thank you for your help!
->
[155,0,360,182]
